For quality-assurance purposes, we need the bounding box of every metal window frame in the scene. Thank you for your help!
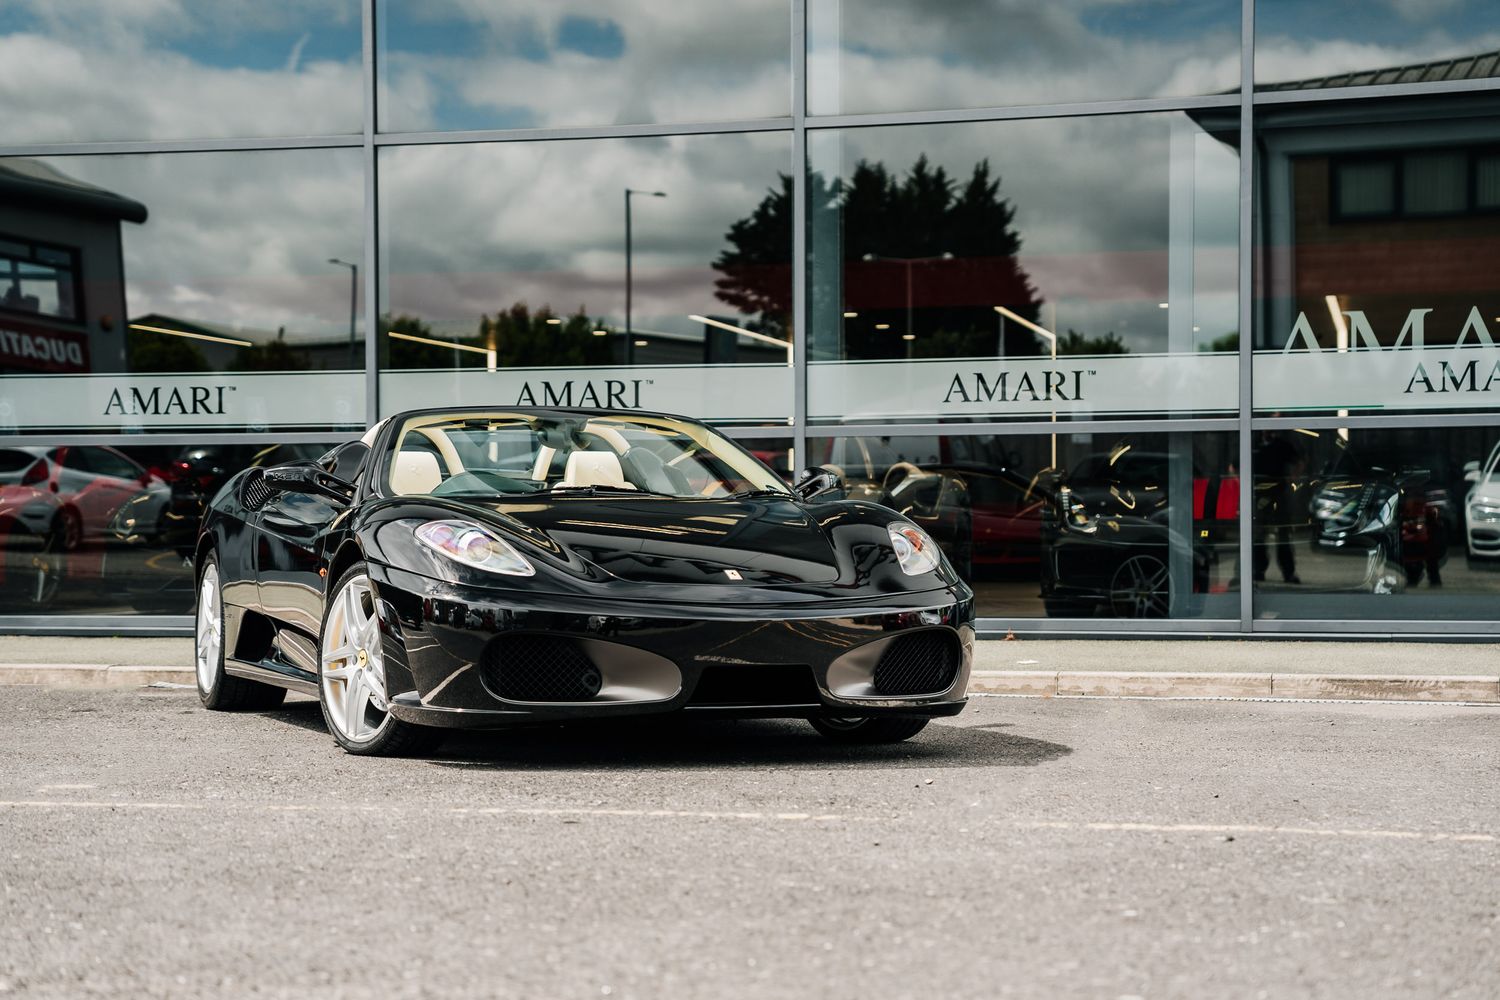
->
[3,0,1499,639]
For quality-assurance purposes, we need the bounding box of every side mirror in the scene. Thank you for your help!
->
[256,463,356,508]
[793,466,843,502]
[1464,460,1481,483]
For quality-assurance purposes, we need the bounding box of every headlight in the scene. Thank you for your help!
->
[888,522,941,576]
[415,520,534,576]
[1471,502,1500,522]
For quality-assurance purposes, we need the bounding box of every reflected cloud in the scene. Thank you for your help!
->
[0,0,361,142]
[378,0,791,131]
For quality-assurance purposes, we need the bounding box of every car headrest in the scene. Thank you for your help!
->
[391,450,442,495]
[563,451,633,490]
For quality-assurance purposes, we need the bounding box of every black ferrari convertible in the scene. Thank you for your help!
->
[193,407,974,755]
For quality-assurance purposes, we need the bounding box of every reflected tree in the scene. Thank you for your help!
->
[127,329,209,373]
[1057,330,1128,355]
[714,156,1044,360]
[382,305,614,369]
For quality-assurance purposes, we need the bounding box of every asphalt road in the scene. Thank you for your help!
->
[1,688,1496,1000]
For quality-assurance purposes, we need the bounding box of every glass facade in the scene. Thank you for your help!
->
[2,1,1499,636]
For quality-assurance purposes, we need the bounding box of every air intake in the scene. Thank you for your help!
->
[482,634,603,702]
[240,469,273,511]
[871,632,959,696]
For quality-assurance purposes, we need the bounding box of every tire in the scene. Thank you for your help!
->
[809,715,929,744]
[196,554,287,711]
[318,562,444,757]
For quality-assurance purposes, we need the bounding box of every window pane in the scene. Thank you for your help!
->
[377,0,791,132]
[1253,96,1500,418]
[1403,151,1467,215]
[0,149,366,434]
[1335,160,1396,217]
[807,0,1241,116]
[1254,424,1500,621]
[378,133,793,425]
[808,431,1239,620]
[807,112,1240,424]
[0,440,336,615]
[1476,153,1500,209]
[0,2,362,142]
[1256,1,1500,93]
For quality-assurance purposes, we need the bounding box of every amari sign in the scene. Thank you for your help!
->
[808,354,1239,420]
[0,372,362,431]
[1255,305,1500,412]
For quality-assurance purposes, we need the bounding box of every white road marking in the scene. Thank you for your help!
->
[33,784,95,792]
[1015,820,1495,843]
[0,799,1490,841]
[0,800,864,823]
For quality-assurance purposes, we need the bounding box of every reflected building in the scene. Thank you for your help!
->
[0,159,145,376]
[1,0,1499,638]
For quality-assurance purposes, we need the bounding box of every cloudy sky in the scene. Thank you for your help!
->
[0,0,1493,363]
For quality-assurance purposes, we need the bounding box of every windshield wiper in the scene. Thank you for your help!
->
[729,488,794,500]
[541,485,677,498]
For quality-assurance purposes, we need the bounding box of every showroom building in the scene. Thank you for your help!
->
[1,1,1499,637]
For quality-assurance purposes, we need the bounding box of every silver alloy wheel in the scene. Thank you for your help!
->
[1108,554,1170,618]
[195,563,222,692]
[321,573,391,743]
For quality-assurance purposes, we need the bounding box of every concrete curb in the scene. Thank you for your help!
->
[2,663,1497,704]
[0,663,195,688]
[970,670,1500,703]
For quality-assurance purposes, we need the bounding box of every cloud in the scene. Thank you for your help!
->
[11,148,366,343]
[0,0,361,142]
[379,0,792,130]
[378,132,792,337]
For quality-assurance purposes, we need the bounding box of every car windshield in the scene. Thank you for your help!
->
[382,411,789,500]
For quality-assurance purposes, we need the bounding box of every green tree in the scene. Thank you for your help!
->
[381,305,614,371]
[1057,329,1129,356]
[229,327,312,372]
[714,156,1044,361]
[127,329,209,373]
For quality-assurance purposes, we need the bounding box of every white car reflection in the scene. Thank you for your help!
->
[1464,442,1500,564]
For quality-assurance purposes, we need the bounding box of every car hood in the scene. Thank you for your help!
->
[464,495,842,586]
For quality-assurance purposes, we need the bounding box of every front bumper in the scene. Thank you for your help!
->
[368,562,974,729]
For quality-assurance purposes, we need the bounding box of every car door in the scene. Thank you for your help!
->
[252,444,366,636]
[254,483,343,636]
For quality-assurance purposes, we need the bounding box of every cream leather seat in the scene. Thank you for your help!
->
[391,450,443,495]
[562,451,634,490]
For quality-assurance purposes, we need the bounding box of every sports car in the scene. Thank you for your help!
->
[193,407,974,755]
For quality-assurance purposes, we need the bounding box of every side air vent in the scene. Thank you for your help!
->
[481,634,604,702]
[871,631,960,696]
[240,469,273,512]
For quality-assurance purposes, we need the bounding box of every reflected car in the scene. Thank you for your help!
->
[0,447,67,545]
[193,407,974,756]
[1307,449,1453,591]
[1464,442,1500,566]
[1040,449,1237,619]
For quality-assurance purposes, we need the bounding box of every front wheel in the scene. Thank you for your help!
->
[319,563,443,757]
[809,716,929,744]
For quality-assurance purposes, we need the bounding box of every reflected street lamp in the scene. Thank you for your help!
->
[328,257,358,368]
[625,188,666,365]
[861,252,954,358]
[995,305,1059,467]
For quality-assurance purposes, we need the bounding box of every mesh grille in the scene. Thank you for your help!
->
[871,632,959,696]
[240,470,273,511]
[482,634,603,702]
